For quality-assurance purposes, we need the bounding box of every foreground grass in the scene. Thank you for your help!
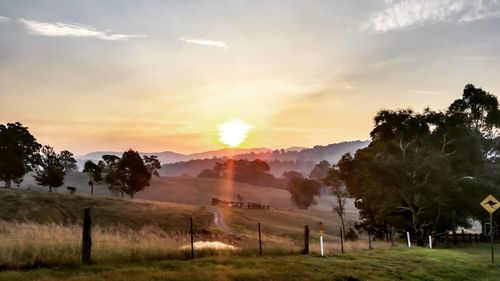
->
[1,247,498,281]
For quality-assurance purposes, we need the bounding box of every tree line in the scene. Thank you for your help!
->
[0,123,159,198]
[253,84,500,246]
[316,84,499,245]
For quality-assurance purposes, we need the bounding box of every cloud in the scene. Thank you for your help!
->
[19,19,146,41]
[410,90,445,95]
[180,37,228,50]
[364,0,500,32]
[0,16,10,23]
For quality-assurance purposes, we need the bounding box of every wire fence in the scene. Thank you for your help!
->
[1,207,497,269]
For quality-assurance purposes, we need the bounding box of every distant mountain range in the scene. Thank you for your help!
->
[76,140,370,176]
[76,147,274,166]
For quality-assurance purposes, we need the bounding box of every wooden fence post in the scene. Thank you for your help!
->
[368,232,372,250]
[391,227,395,247]
[190,217,194,259]
[469,233,472,244]
[461,229,465,243]
[82,208,92,265]
[301,225,310,255]
[340,228,344,254]
[258,222,262,256]
[453,230,457,245]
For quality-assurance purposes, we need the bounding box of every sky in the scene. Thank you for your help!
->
[1,0,500,155]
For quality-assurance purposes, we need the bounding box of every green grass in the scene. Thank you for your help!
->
[1,247,499,281]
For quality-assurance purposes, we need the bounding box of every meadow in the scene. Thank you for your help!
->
[1,180,497,280]
[1,246,499,281]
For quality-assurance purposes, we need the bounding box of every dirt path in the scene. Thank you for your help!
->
[207,207,242,236]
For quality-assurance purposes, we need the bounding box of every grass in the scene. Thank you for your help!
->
[1,188,499,280]
[0,188,212,232]
[1,247,499,281]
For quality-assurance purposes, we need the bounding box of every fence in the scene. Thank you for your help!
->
[1,207,496,268]
[211,197,270,210]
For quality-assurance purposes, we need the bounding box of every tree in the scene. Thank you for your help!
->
[118,149,151,199]
[282,170,304,182]
[198,168,219,178]
[0,122,41,188]
[102,154,121,172]
[309,160,331,180]
[83,160,102,195]
[59,150,78,171]
[338,84,499,245]
[287,177,321,209]
[101,155,123,196]
[34,145,65,192]
[143,155,161,177]
[324,167,349,237]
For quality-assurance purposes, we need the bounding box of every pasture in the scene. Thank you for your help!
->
[1,247,498,281]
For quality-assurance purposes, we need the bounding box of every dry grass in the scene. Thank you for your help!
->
[0,221,392,269]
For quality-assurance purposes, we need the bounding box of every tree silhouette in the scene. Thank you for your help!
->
[324,167,348,237]
[101,154,124,197]
[143,155,161,177]
[83,160,102,195]
[339,84,500,244]
[0,122,41,188]
[34,146,65,192]
[59,150,78,171]
[309,160,331,180]
[287,177,321,209]
[118,149,151,199]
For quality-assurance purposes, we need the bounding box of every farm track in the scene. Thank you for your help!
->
[207,206,242,236]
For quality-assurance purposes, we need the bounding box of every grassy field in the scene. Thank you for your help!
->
[1,247,499,281]
[1,185,499,280]
[16,172,357,212]
[0,188,212,232]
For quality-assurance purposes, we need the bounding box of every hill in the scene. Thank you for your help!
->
[0,188,212,232]
[159,140,369,177]
[17,172,357,213]
[75,141,369,177]
[76,148,274,168]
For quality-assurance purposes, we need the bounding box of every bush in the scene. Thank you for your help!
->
[345,228,359,241]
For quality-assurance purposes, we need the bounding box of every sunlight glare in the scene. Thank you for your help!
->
[218,120,252,147]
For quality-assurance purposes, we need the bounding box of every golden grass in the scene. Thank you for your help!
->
[0,221,394,269]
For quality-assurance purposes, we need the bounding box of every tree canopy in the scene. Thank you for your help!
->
[0,122,41,188]
[34,145,65,192]
[338,84,499,244]
[118,149,151,198]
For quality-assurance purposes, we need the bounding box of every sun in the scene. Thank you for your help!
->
[218,120,252,147]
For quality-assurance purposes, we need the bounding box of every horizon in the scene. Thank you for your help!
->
[2,1,499,154]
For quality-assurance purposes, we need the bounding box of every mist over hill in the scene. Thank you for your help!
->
[160,140,369,177]
[76,140,368,175]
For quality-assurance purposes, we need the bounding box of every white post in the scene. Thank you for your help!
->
[406,231,411,248]
[320,235,324,256]
[428,235,432,249]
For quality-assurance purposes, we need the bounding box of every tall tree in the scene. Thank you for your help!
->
[287,177,321,209]
[143,155,161,177]
[118,149,151,199]
[324,167,348,237]
[83,160,102,195]
[59,150,78,171]
[101,155,124,197]
[309,160,331,180]
[34,145,65,192]
[0,122,41,188]
[339,84,499,245]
